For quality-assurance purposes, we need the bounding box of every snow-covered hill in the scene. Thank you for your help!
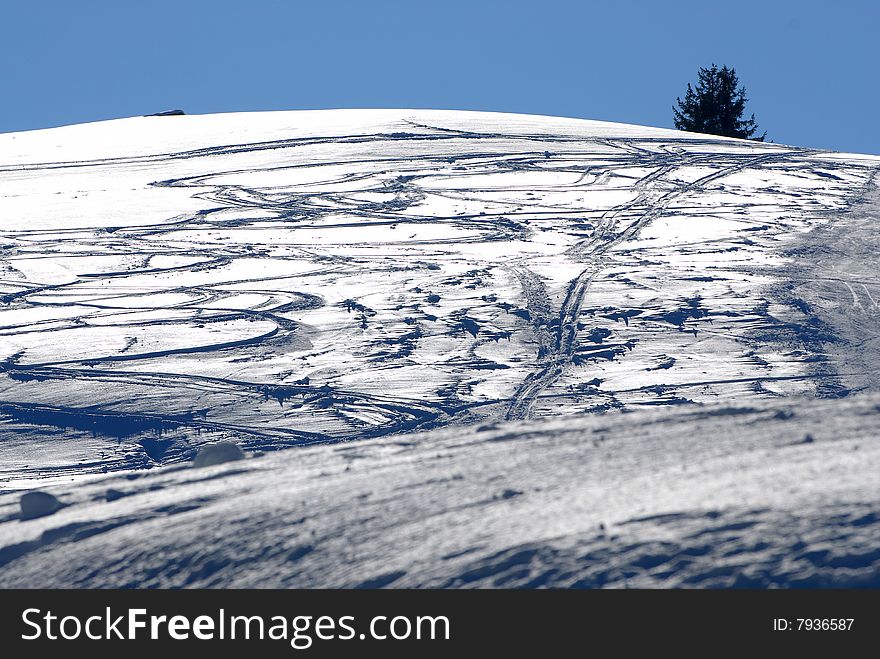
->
[1,110,877,487]
[1,110,879,588]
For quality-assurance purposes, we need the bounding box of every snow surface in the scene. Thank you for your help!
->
[1,393,878,587]
[0,109,879,587]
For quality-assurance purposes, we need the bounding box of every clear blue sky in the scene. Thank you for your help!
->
[2,0,878,154]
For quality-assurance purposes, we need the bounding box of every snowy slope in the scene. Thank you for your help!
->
[1,393,878,588]
[1,109,878,489]
[1,110,880,589]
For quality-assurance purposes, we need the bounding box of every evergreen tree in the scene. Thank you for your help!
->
[673,64,766,141]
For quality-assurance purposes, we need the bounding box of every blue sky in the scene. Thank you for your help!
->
[2,0,878,153]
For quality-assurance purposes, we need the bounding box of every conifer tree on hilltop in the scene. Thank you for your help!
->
[673,64,766,141]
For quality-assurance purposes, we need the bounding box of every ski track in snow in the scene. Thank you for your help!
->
[0,110,879,488]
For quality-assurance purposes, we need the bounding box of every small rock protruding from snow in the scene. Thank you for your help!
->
[192,441,245,468]
[145,109,186,117]
[20,491,63,520]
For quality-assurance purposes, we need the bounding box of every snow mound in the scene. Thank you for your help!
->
[192,442,245,468]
